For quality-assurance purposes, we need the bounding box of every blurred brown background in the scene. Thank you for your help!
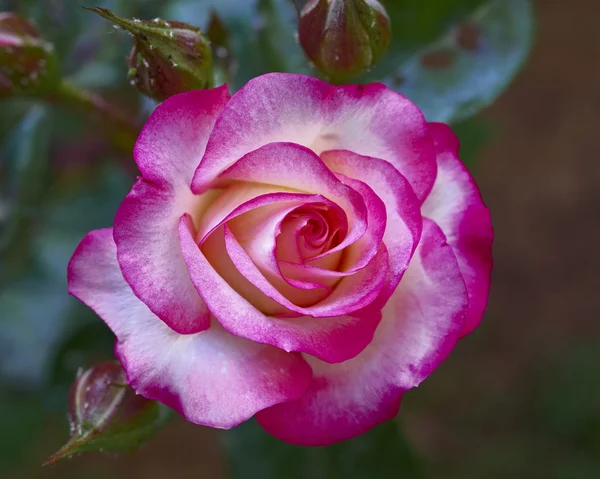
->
[404,1,600,477]
[14,1,600,477]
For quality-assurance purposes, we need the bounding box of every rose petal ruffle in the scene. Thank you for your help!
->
[192,73,436,200]
[214,143,391,310]
[197,144,391,313]
[421,123,494,336]
[322,150,422,310]
[133,86,230,188]
[68,229,312,429]
[255,220,468,445]
[114,88,230,334]
[217,142,371,264]
[180,215,384,363]
[199,189,344,304]
[224,223,389,317]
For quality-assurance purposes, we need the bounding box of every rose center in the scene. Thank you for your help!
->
[276,203,345,265]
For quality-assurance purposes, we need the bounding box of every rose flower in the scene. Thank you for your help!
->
[68,73,493,446]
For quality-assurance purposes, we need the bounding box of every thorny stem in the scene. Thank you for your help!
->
[42,433,96,467]
[50,80,139,153]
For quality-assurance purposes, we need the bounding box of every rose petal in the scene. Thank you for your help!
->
[223,225,329,308]
[331,173,386,271]
[421,123,494,335]
[192,73,436,200]
[322,150,423,309]
[217,142,371,264]
[199,193,339,314]
[114,181,216,335]
[224,224,388,317]
[277,215,315,264]
[222,195,344,275]
[200,188,343,295]
[197,183,298,242]
[277,208,345,282]
[68,229,312,429]
[114,88,230,334]
[278,174,387,286]
[202,225,291,316]
[134,86,230,188]
[256,219,468,445]
[180,215,384,363]
[226,204,336,305]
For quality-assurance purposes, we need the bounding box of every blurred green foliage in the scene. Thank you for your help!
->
[0,0,545,477]
[223,419,425,479]
[377,0,534,122]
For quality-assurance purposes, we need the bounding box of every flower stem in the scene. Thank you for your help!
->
[50,80,139,153]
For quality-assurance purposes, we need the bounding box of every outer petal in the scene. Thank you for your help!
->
[322,150,423,309]
[256,220,468,445]
[114,88,230,334]
[192,73,436,200]
[180,215,383,364]
[68,229,312,429]
[134,85,230,188]
[421,123,494,336]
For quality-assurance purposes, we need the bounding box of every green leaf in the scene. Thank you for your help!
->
[380,0,534,122]
[165,1,259,89]
[0,162,131,390]
[223,419,426,479]
[377,0,485,69]
[0,393,45,474]
[452,116,495,169]
[0,105,52,283]
[166,0,531,121]
[256,0,312,77]
[15,0,126,73]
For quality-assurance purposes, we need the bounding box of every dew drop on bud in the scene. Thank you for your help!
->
[86,7,214,102]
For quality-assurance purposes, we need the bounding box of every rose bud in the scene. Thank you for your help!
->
[44,362,160,465]
[87,8,213,102]
[0,12,59,98]
[299,0,392,81]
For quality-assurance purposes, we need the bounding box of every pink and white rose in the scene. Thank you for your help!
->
[68,73,493,446]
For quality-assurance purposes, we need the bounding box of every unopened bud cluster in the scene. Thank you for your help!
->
[44,362,160,465]
[0,12,59,98]
[67,362,156,439]
[89,8,213,102]
[299,0,392,81]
